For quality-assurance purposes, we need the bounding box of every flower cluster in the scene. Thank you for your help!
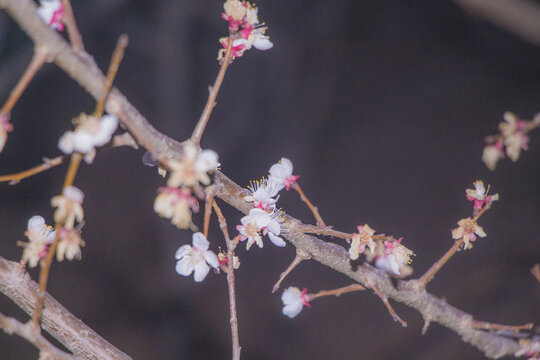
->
[482,112,538,170]
[51,185,86,261]
[175,232,219,282]
[239,158,298,249]
[281,287,311,318]
[465,180,498,215]
[0,114,13,153]
[18,216,55,268]
[37,0,65,31]
[218,0,273,61]
[153,143,218,230]
[348,224,414,277]
[58,113,118,164]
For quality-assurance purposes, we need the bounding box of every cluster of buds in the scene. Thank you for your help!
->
[0,114,13,153]
[348,224,414,277]
[58,113,118,164]
[482,112,539,170]
[218,0,273,61]
[239,158,299,249]
[37,0,65,32]
[154,142,219,230]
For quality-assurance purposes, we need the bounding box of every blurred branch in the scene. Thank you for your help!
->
[454,0,540,46]
[0,256,132,360]
[1,0,539,358]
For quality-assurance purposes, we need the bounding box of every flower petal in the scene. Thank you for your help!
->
[193,261,211,282]
[268,232,286,247]
[175,256,194,276]
[175,244,192,259]
[282,302,303,318]
[192,232,210,251]
[203,250,219,268]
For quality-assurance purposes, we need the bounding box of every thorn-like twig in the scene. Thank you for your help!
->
[0,155,66,184]
[422,318,431,335]
[203,186,216,239]
[370,282,407,327]
[292,183,326,227]
[272,250,311,293]
[309,283,365,300]
[62,0,84,51]
[472,320,534,333]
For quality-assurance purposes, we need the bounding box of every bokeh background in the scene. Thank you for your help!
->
[1,0,539,359]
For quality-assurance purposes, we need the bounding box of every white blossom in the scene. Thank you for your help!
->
[281,287,310,318]
[58,114,118,163]
[236,208,271,250]
[263,210,286,247]
[244,178,280,210]
[20,216,55,268]
[268,157,299,191]
[56,227,85,262]
[167,143,219,188]
[50,185,84,228]
[175,232,219,282]
[37,0,65,31]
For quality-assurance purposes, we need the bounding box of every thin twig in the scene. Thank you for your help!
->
[0,313,76,360]
[0,155,65,184]
[95,34,129,119]
[418,239,463,287]
[472,320,533,333]
[191,39,233,146]
[298,224,351,241]
[203,186,216,239]
[61,0,84,51]
[370,282,407,327]
[309,284,365,300]
[0,47,50,116]
[292,183,326,227]
[272,250,311,293]
[212,200,241,360]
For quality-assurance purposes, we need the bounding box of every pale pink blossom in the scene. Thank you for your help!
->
[262,210,286,247]
[50,186,84,228]
[58,114,118,164]
[482,141,504,170]
[20,216,55,268]
[37,0,65,31]
[236,208,271,250]
[376,238,414,276]
[349,224,377,260]
[217,252,241,269]
[0,114,13,152]
[167,143,219,188]
[154,187,199,229]
[56,227,85,261]
[465,180,499,213]
[281,287,310,318]
[452,217,486,250]
[244,178,279,210]
[268,158,299,192]
[175,232,219,282]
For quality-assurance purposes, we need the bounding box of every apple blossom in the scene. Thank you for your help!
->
[465,180,499,213]
[349,224,376,261]
[37,0,65,31]
[58,113,118,164]
[482,141,504,170]
[375,238,414,276]
[262,210,287,247]
[166,143,219,188]
[19,216,55,268]
[175,232,219,282]
[268,158,299,192]
[281,287,310,318]
[236,208,271,250]
[51,186,84,228]
[452,217,486,250]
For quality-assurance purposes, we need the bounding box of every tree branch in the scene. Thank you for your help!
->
[1,0,538,358]
[0,256,132,360]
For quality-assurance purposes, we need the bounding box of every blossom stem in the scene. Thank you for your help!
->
[203,187,216,239]
[309,284,365,300]
[297,224,351,241]
[418,238,463,287]
[292,183,326,227]
[95,34,128,119]
[0,47,49,117]
[62,0,84,51]
[272,250,311,293]
[471,320,533,333]
[0,155,66,184]
[369,282,407,327]
[191,39,233,147]
[532,264,540,284]
[32,153,82,326]
[212,200,241,360]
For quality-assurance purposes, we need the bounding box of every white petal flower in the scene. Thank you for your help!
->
[37,0,64,31]
[376,239,414,276]
[244,178,280,210]
[51,185,84,228]
[251,31,273,51]
[237,208,271,250]
[175,232,218,282]
[56,227,85,262]
[167,144,219,187]
[154,187,199,229]
[281,287,310,318]
[263,210,286,247]
[20,216,55,268]
[58,113,118,163]
[268,157,299,191]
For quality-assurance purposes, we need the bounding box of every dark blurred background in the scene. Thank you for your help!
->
[1,0,539,359]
